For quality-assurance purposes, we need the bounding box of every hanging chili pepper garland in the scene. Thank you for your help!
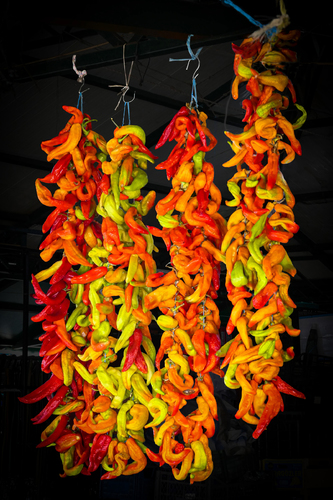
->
[217,21,306,437]
[19,104,166,479]
[143,96,226,480]
[136,33,226,483]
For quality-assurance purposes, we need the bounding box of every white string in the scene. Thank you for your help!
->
[72,55,87,83]
[109,44,136,110]
[250,13,290,40]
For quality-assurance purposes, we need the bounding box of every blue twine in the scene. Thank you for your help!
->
[169,34,203,109]
[222,0,263,28]
[77,92,84,113]
[122,101,131,126]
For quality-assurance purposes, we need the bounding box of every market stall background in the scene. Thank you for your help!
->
[0,1,332,499]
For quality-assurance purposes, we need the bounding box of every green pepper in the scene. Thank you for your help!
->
[141,336,156,363]
[230,260,248,287]
[89,287,102,330]
[123,168,148,193]
[246,256,268,295]
[114,319,137,353]
[136,191,156,216]
[293,103,307,130]
[66,302,88,331]
[60,446,84,477]
[76,314,91,327]
[151,369,165,396]
[258,338,276,359]
[115,125,146,145]
[224,362,240,389]
[93,320,111,343]
[130,151,155,163]
[108,367,127,409]
[193,151,204,174]
[189,440,208,473]
[248,234,269,264]
[226,181,241,207]
[111,167,121,209]
[117,400,134,439]
[216,338,234,358]
[249,212,269,241]
[104,194,125,225]
[131,286,140,309]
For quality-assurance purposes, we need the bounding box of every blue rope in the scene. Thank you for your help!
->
[77,92,84,113]
[169,34,203,109]
[122,101,131,126]
[222,0,263,28]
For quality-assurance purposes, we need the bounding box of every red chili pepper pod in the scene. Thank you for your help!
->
[18,374,64,404]
[87,434,112,473]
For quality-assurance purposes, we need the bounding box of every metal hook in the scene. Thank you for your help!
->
[169,34,203,109]
[109,44,135,112]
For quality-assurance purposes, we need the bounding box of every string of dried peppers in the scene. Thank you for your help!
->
[143,106,226,482]
[218,27,306,438]
[19,105,166,478]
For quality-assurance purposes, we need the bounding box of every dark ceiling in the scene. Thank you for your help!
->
[1,0,333,354]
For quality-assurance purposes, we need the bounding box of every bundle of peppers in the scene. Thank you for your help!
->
[141,106,226,483]
[217,27,306,438]
[19,106,172,478]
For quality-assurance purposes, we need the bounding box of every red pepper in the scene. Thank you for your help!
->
[191,114,208,150]
[91,221,103,241]
[272,376,305,399]
[71,266,107,284]
[39,153,72,184]
[212,263,221,291]
[41,353,61,373]
[18,374,63,404]
[134,348,148,373]
[49,214,68,235]
[155,106,189,149]
[265,221,293,243]
[197,188,210,211]
[124,207,148,234]
[42,208,61,234]
[252,383,284,439]
[87,434,112,473]
[36,415,69,448]
[252,282,278,309]
[39,333,59,357]
[31,274,67,306]
[242,99,253,122]
[129,133,158,159]
[31,384,68,425]
[41,132,70,154]
[31,298,70,323]
[145,448,165,466]
[122,328,142,372]
[50,257,72,284]
[202,333,222,374]
[98,173,110,194]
